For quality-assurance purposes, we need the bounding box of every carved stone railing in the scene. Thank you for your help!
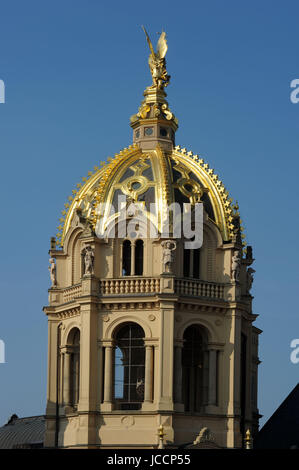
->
[62,284,82,303]
[61,278,225,301]
[99,277,161,295]
[175,279,225,300]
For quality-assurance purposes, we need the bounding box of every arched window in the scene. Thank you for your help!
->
[182,325,208,412]
[193,248,201,279]
[122,240,131,276]
[183,248,190,277]
[183,247,201,278]
[64,328,80,408]
[70,329,80,406]
[135,240,144,275]
[114,323,145,410]
[240,333,247,438]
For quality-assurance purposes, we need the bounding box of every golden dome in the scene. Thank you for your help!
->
[57,143,243,247]
[56,31,245,249]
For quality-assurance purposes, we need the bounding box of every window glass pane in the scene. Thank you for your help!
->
[122,241,131,276]
[193,248,200,279]
[114,323,145,410]
[182,325,206,412]
[135,240,144,275]
[183,249,190,277]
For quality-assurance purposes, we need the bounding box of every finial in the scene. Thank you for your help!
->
[245,429,252,449]
[157,424,165,449]
[50,237,56,251]
[142,26,170,90]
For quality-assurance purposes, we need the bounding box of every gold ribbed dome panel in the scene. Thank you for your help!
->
[57,144,243,247]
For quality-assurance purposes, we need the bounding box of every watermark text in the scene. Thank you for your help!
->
[0,339,5,363]
[290,339,299,364]
[290,79,299,104]
[0,80,5,103]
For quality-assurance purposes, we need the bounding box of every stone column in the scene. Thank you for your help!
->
[63,350,71,406]
[103,345,114,404]
[131,240,136,276]
[208,349,217,406]
[174,341,183,405]
[74,351,80,404]
[97,344,104,407]
[144,345,153,402]
[120,241,124,276]
[157,302,175,411]
[189,366,195,411]
[59,347,64,404]
[189,250,194,278]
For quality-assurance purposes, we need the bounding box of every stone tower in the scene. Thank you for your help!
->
[43,30,260,449]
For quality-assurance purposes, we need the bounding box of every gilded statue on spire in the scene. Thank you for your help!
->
[142,26,170,90]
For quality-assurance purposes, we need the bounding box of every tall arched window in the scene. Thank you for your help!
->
[182,325,208,412]
[240,333,247,439]
[135,240,144,275]
[193,247,201,279]
[183,247,201,278]
[114,323,145,410]
[70,329,80,406]
[64,328,80,408]
[183,248,190,277]
[122,240,131,276]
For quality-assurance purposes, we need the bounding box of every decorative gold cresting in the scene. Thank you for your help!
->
[172,146,245,245]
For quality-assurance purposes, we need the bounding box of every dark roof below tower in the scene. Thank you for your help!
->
[0,415,45,449]
[254,383,299,449]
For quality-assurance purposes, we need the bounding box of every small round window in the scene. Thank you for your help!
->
[144,127,153,136]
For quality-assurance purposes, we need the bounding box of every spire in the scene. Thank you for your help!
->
[130,27,178,151]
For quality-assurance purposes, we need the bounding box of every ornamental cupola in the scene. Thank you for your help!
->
[44,28,260,451]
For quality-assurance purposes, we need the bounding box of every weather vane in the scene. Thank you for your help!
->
[142,26,170,91]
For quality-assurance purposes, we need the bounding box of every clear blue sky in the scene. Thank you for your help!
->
[0,0,298,428]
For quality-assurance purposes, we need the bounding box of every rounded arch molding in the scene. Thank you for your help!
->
[176,317,220,344]
[203,217,222,248]
[104,315,152,340]
[61,321,81,346]
[64,225,84,256]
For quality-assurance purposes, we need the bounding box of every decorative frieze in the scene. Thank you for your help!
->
[177,303,227,314]
[98,301,159,311]
[56,307,80,319]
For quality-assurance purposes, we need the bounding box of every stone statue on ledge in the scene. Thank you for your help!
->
[49,257,57,287]
[161,240,176,274]
[231,250,241,282]
[246,267,256,293]
[82,245,95,275]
